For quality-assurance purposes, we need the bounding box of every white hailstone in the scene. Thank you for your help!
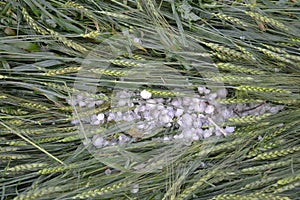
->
[95,100,104,105]
[182,113,193,127]
[131,184,139,194]
[128,102,134,107]
[87,101,96,108]
[161,114,172,124]
[91,114,97,120]
[103,140,111,147]
[71,119,79,125]
[125,113,136,122]
[83,139,91,146]
[140,90,152,99]
[97,113,105,121]
[104,168,112,175]
[116,91,127,98]
[215,129,224,136]
[188,105,195,112]
[198,113,205,118]
[118,134,130,144]
[202,120,210,127]
[136,122,146,130]
[161,109,169,115]
[235,104,245,112]
[91,120,100,125]
[93,136,104,148]
[198,86,205,94]
[253,108,264,116]
[202,129,213,138]
[205,105,215,114]
[67,99,76,106]
[146,99,157,109]
[192,134,199,141]
[86,97,95,102]
[147,122,157,130]
[221,109,233,118]
[115,112,123,121]
[107,113,115,121]
[258,135,263,141]
[174,133,184,140]
[151,109,161,118]
[240,111,249,117]
[195,101,206,113]
[156,98,164,103]
[167,109,175,118]
[196,128,203,135]
[82,116,91,123]
[175,108,184,117]
[225,126,235,134]
[166,105,174,111]
[277,123,284,128]
[269,105,284,114]
[193,120,201,129]
[134,107,140,115]
[171,99,181,107]
[77,95,84,100]
[213,114,224,124]
[156,104,165,110]
[204,88,211,94]
[165,122,172,127]
[133,37,142,44]
[118,99,128,107]
[177,119,183,127]
[130,111,139,119]
[208,93,218,100]
[163,136,171,141]
[182,97,192,106]
[193,103,202,113]
[182,128,194,138]
[165,97,172,103]
[143,111,152,121]
[78,101,87,107]
[200,162,207,167]
[137,105,146,113]
[192,97,200,103]
[216,88,228,98]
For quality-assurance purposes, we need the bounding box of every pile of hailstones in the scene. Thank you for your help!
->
[67,87,284,147]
